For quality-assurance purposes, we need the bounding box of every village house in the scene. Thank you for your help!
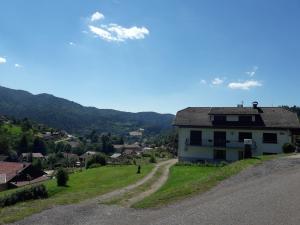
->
[174,102,300,162]
[79,151,97,163]
[113,143,142,155]
[67,141,81,149]
[20,152,45,162]
[0,162,47,191]
[63,152,79,161]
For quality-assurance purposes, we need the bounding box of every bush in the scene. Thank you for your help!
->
[175,161,224,167]
[133,159,137,165]
[86,153,107,169]
[142,152,151,157]
[56,168,69,186]
[282,143,296,153]
[0,184,48,208]
[149,154,157,163]
[88,163,103,169]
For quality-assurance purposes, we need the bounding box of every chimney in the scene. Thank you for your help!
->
[252,101,258,109]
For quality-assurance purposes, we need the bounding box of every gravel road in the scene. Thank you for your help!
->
[12,156,300,225]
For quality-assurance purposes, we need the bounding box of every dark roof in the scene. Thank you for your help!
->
[174,107,300,129]
[208,107,259,115]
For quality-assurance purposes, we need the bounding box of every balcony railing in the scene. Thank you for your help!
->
[186,138,257,150]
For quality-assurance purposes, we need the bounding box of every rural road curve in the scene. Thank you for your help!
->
[12,156,300,225]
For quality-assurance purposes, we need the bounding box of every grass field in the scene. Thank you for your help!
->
[1,124,22,136]
[133,155,278,209]
[0,164,153,224]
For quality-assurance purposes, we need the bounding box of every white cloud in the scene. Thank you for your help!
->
[89,25,117,42]
[200,79,207,84]
[88,10,149,43]
[69,42,75,46]
[0,57,7,64]
[211,77,224,86]
[91,11,105,22]
[228,80,262,90]
[106,24,149,40]
[246,66,258,77]
[14,63,22,68]
[89,24,149,42]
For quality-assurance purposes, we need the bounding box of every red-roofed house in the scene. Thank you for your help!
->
[0,162,47,191]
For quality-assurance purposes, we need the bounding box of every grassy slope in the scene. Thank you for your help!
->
[133,156,278,208]
[0,164,153,224]
[1,124,22,136]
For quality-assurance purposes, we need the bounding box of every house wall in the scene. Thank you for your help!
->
[178,127,291,162]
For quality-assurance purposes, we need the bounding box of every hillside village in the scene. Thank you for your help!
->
[0,115,175,192]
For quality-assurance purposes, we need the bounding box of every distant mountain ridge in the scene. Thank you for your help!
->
[0,86,174,135]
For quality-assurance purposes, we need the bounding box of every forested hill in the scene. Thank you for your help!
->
[0,86,174,135]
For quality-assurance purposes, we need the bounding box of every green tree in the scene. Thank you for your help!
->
[55,142,65,153]
[0,137,10,155]
[32,158,43,171]
[18,135,29,154]
[101,135,114,154]
[89,130,98,143]
[21,118,32,132]
[64,143,72,153]
[33,137,47,155]
[71,147,84,156]
[47,153,57,169]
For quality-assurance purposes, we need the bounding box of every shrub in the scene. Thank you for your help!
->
[133,159,137,165]
[88,163,102,169]
[56,168,69,186]
[149,154,157,163]
[86,153,107,169]
[142,152,151,157]
[0,184,48,208]
[282,143,296,153]
[175,161,222,167]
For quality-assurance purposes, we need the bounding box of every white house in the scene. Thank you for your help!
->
[174,102,300,162]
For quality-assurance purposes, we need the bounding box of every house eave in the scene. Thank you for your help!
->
[174,124,298,130]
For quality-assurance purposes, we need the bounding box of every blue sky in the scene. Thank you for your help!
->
[0,0,299,114]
